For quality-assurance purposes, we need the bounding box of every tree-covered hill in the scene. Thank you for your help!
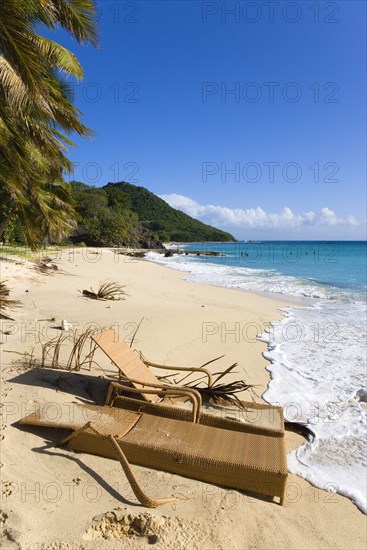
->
[104,182,235,243]
[68,181,161,248]
[2,181,235,247]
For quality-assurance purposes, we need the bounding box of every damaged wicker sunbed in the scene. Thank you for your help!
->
[91,329,286,437]
[20,401,288,507]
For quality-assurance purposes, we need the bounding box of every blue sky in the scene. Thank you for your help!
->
[52,0,365,240]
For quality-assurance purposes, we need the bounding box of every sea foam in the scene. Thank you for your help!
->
[260,301,366,513]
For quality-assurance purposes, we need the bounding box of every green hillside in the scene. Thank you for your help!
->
[2,181,235,247]
[104,182,235,243]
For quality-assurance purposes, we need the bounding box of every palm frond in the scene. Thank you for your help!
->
[0,280,21,320]
[157,361,254,408]
[42,0,99,46]
[81,280,129,301]
[32,35,83,78]
[0,57,30,112]
[187,379,254,408]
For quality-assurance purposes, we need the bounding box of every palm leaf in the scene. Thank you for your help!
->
[80,280,129,301]
[0,280,21,320]
[42,0,99,46]
[32,35,83,78]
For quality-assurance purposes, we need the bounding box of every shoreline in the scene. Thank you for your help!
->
[0,249,366,549]
[142,248,320,306]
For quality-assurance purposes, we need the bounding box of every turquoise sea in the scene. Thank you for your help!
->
[147,241,367,513]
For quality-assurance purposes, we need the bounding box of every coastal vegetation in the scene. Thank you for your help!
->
[3,181,235,247]
[104,182,235,243]
[0,0,98,248]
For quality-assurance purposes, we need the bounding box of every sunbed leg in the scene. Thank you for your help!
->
[59,421,176,509]
[107,433,176,508]
[105,381,118,405]
[59,421,93,445]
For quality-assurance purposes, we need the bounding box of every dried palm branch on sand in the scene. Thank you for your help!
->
[158,358,254,408]
[0,281,21,320]
[189,377,254,407]
[80,280,129,301]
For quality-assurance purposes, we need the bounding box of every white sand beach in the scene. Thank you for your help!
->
[0,248,366,549]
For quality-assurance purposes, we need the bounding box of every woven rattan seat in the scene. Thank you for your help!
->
[20,402,287,506]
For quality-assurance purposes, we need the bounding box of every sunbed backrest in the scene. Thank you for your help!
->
[91,329,159,402]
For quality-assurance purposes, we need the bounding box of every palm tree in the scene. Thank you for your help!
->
[0,0,98,110]
[0,0,99,247]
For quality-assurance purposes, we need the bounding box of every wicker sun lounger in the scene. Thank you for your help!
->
[90,329,214,402]
[20,402,288,506]
[90,329,285,436]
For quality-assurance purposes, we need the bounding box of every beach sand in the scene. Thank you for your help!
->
[0,248,365,549]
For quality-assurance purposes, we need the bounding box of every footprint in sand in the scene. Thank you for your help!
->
[0,425,6,440]
[2,481,15,497]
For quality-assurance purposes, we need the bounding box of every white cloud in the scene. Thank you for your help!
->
[319,207,339,226]
[160,194,364,232]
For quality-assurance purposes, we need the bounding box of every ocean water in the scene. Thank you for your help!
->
[146,241,367,513]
